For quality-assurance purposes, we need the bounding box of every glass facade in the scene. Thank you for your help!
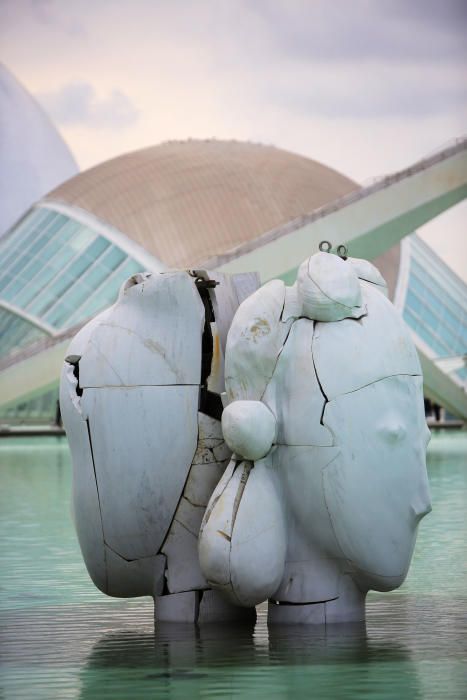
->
[0,386,59,424]
[1,208,465,423]
[403,241,467,385]
[0,207,144,358]
[0,307,46,358]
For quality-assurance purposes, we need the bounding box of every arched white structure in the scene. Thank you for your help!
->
[0,64,78,237]
[0,139,466,422]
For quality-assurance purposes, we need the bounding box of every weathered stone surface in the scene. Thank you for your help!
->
[81,385,198,560]
[155,591,200,623]
[162,519,207,593]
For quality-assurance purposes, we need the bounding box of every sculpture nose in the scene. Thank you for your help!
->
[412,472,432,522]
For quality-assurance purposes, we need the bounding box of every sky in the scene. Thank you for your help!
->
[1,0,466,279]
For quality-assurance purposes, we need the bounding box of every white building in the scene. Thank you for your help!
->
[0,64,78,238]
[0,138,466,423]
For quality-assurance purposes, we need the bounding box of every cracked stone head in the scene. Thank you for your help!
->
[321,374,432,592]
[301,280,432,592]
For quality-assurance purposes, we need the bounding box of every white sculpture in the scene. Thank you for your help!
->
[61,246,431,625]
[198,247,431,624]
[60,268,258,623]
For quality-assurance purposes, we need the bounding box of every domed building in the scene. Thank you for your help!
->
[44,139,356,270]
[0,140,357,360]
[0,138,466,424]
[0,64,78,238]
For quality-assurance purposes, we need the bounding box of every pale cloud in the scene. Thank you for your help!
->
[0,0,465,277]
[256,58,467,119]
[0,0,86,36]
[37,82,139,129]
[245,0,466,63]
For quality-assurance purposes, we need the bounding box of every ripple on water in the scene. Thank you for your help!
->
[0,433,466,699]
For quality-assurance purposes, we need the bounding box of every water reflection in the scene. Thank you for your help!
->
[79,618,424,700]
[0,432,466,700]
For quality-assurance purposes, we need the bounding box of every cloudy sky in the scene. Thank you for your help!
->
[1,0,466,277]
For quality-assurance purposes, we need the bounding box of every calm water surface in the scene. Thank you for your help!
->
[0,432,466,699]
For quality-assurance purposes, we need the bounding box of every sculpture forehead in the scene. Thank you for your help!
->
[323,375,426,440]
[77,270,205,388]
[312,282,421,400]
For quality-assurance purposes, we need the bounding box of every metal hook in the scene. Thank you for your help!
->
[195,277,219,289]
[337,244,348,260]
[319,240,332,253]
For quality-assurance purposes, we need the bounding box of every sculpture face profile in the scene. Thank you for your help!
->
[198,250,431,623]
[318,374,431,592]
[61,248,431,626]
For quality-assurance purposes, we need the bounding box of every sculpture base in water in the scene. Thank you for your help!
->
[155,590,256,624]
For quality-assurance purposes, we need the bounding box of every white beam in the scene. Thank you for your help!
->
[206,140,467,282]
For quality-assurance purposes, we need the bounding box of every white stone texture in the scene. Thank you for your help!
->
[224,279,288,402]
[270,445,342,603]
[79,271,204,387]
[161,411,232,594]
[221,400,277,460]
[262,319,333,446]
[155,589,255,624]
[322,374,431,590]
[296,252,365,322]
[62,249,430,625]
[170,495,205,537]
[81,385,198,560]
[348,257,388,294]
[202,252,430,623]
[198,590,256,624]
[312,281,421,401]
[64,306,113,367]
[198,459,239,587]
[105,548,166,598]
[162,517,207,594]
[323,576,366,623]
[184,463,228,506]
[195,269,259,353]
[229,458,287,606]
[155,591,200,623]
[59,362,107,593]
[231,272,262,306]
[199,459,287,607]
[62,267,253,611]
[268,575,366,625]
[268,601,326,625]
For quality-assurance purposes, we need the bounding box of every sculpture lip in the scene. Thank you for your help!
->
[412,500,432,522]
[353,566,406,591]
[411,480,432,520]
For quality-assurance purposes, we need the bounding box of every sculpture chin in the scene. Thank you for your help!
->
[363,572,407,593]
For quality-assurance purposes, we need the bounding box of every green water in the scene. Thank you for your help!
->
[1,432,466,699]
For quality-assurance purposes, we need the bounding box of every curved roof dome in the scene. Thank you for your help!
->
[46,139,357,269]
[0,64,78,237]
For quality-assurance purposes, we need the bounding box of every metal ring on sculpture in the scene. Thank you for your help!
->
[319,240,332,253]
[337,244,348,259]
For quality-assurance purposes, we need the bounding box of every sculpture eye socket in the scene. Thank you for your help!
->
[379,423,407,443]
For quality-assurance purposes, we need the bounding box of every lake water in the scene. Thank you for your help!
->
[1,432,466,699]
